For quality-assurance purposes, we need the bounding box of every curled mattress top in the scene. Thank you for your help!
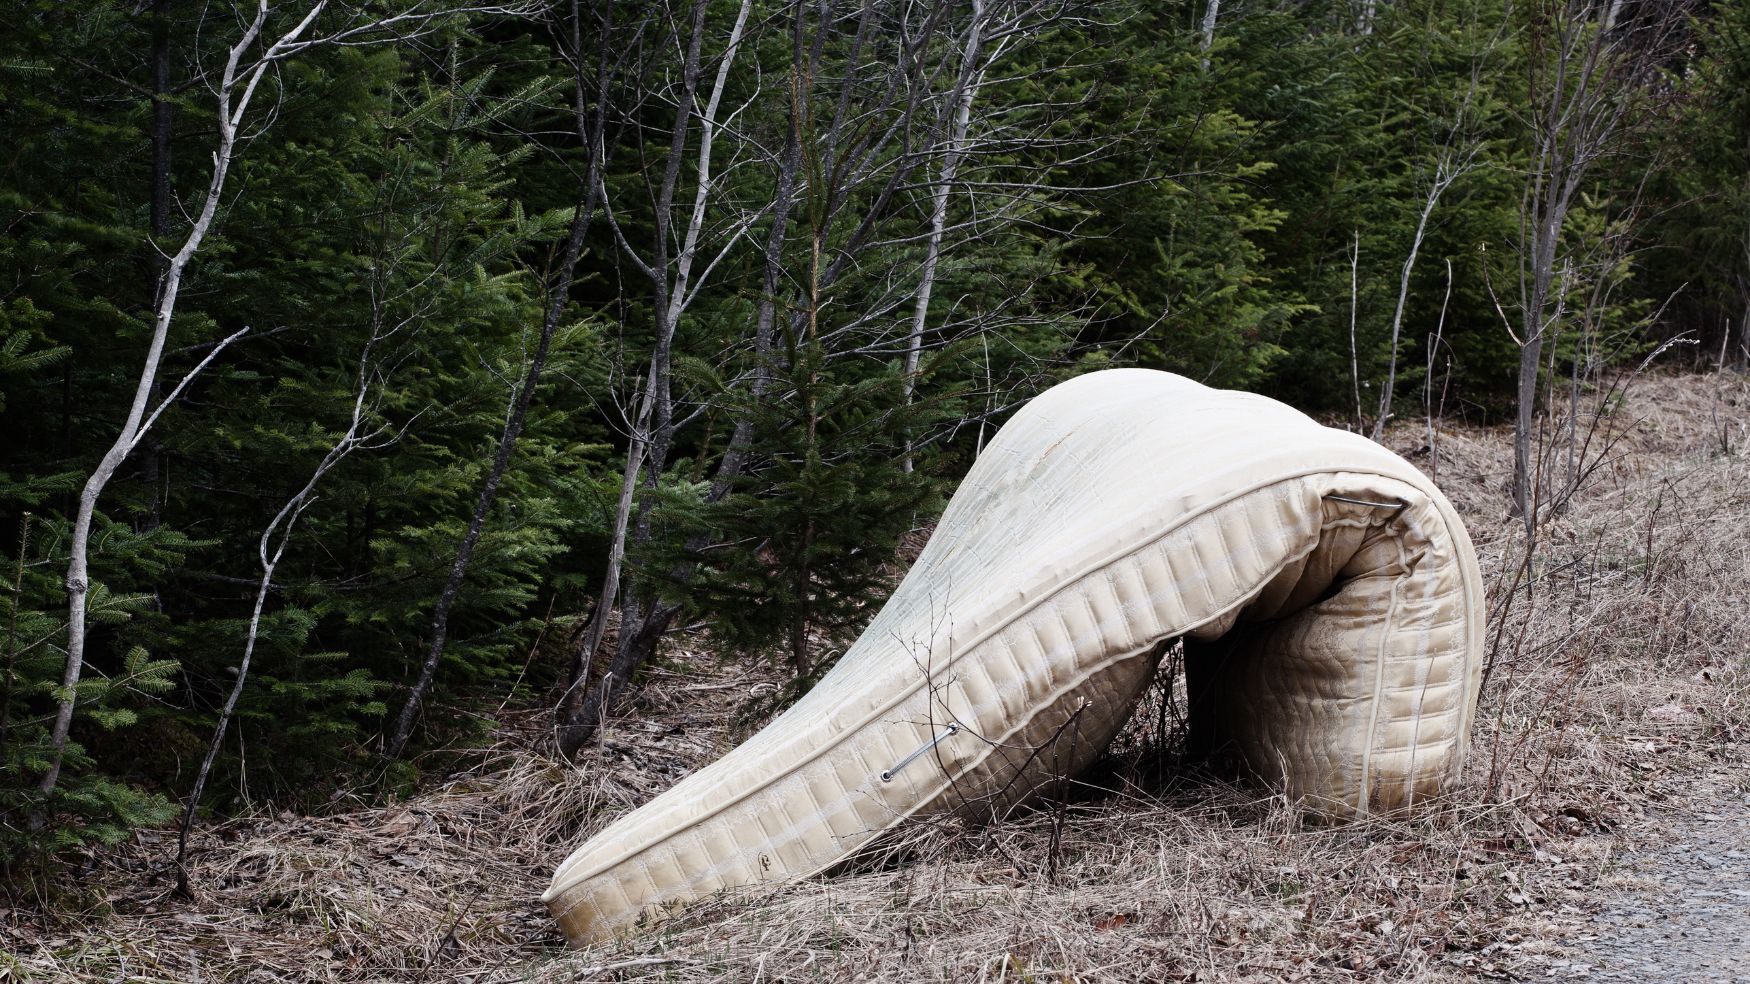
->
[545,368,1473,913]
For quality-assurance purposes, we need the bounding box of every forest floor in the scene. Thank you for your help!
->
[3,370,1748,983]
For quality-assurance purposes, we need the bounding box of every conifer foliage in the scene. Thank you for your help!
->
[0,0,1739,883]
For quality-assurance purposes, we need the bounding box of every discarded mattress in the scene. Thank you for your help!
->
[544,368,1484,945]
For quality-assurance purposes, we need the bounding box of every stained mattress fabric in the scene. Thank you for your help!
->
[543,368,1485,945]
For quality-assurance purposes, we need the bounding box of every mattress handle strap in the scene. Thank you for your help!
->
[1324,493,1408,520]
[880,723,961,782]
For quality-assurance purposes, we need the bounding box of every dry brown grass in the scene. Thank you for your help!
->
[3,371,1746,983]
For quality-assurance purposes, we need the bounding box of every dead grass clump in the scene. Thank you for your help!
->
[1454,374,1750,806]
[524,789,1593,983]
[0,658,780,982]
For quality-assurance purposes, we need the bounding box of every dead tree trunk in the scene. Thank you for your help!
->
[556,0,753,755]
[177,332,388,894]
[384,0,609,761]
[1511,0,1674,527]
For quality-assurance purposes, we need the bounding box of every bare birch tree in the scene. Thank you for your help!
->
[1509,0,1680,527]
[560,0,933,752]
[903,0,990,471]
[175,325,394,895]
[39,2,325,799]
[1371,150,1471,440]
[554,0,761,753]
[554,0,1092,754]
[1372,56,1490,441]
[36,0,532,798]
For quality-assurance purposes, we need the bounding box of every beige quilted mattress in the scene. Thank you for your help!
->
[544,368,1484,945]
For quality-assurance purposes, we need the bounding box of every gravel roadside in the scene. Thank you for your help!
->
[1554,780,1750,982]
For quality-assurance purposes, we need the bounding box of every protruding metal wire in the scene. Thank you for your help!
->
[880,723,960,782]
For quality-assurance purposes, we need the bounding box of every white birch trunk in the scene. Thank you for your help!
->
[561,0,755,753]
[39,2,326,797]
[175,340,381,891]
[1200,0,1221,70]
[1373,151,1466,442]
[903,0,987,472]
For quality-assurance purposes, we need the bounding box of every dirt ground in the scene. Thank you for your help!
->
[2,370,1747,983]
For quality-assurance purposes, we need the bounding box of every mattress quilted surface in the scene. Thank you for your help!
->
[544,368,1484,945]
